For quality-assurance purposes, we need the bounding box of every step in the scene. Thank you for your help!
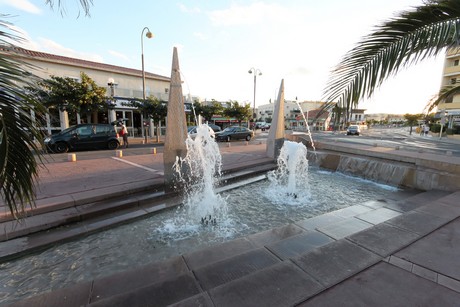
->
[0,161,276,244]
[9,190,459,306]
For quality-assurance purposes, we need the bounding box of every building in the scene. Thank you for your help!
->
[258,100,328,129]
[2,47,171,137]
[437,48,460,134]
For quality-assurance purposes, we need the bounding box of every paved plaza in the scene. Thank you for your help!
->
[1,137,460,306]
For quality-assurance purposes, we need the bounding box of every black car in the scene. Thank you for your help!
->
[346,125,361,136]
[44,124,120,153]
[215,126,254,142]
[207,123,222,133]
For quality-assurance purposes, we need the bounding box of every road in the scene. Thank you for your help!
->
[309,126,460,157]
[40,131,271,164]
[39,127,460,164]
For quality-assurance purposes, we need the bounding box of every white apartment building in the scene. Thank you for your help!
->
[437,48,460,134]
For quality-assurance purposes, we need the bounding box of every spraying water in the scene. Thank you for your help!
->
[266,140,310,205]
[294,101,316,152]
[171,124,229,228]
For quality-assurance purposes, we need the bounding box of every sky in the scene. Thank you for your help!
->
[0,0,446,114]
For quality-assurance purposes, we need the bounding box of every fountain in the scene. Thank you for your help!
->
[173,124,228,225]
[294,100,316,152]
[267,141,310,204]
[0,50,402,305]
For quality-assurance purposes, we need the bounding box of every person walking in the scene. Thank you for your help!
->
[120,122,129,148]
[424,124,430,136]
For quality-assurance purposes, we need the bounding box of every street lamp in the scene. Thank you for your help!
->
[141,27,153,101]
[248,67,262,129]
[107,78,116,124]
[141,26,153,142]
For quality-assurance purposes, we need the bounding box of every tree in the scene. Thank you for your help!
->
[223,101,252,126]
[124,96,167,123]
[192,100,224,123]
[404,113,423,135]
[123,96,167,139]
[0,1,93,216]
[31,72,107,123]
[323,0,460,116]
[426,84,460,112]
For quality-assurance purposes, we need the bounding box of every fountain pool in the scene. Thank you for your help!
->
[0,166,399,305]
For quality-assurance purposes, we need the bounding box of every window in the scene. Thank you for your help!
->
[451,78,457,85]
[454,59,459,66]
[77,125,93,136]
[96,125,111,135]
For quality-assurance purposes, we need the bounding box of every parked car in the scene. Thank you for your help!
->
[346,125,361,136]
[44,124,120,153]
[215,126,254,142]
[261,123,271,131]
[207,123,222,133]
[255,122,266,129]
[187,125,215,139]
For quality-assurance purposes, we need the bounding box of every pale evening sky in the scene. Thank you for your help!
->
[1,0,446,114]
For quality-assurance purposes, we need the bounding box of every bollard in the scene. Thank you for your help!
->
[67,153,76,162]
[151,148,157,154]
[227,143,231,147]
[259,141,263,145]
[115,150,123,158]
[245,141,248,146]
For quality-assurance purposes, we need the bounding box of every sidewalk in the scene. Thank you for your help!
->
[4,138,460,306]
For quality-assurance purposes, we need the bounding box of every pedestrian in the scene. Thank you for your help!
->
[420,124,425,136]
[424,124,429,136]
[120,122,128,148]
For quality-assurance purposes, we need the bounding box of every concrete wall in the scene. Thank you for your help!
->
[286,133,460,192]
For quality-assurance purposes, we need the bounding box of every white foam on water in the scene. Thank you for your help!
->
[266,141,310,205]
[166,124,233,235]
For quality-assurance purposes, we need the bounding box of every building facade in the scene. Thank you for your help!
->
[437,48,460,133]
[3,47,171,137]
[257,100,328,129]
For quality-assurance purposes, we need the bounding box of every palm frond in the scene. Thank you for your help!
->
[323,0,460,108]
[0,20,46,217]
[424,83,460,112]
[45,0,93,17]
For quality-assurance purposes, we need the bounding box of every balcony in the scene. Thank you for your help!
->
[443,66,460,76]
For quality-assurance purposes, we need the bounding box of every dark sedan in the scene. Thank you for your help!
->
[215,126,254,142]
[44,123,120,153]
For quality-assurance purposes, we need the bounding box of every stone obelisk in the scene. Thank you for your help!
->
[266,79,285,159]
[163,47,188,191]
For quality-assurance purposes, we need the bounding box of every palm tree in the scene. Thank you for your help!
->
[323,0,460,115]
[0,1,92,216]
[425,83,460,112]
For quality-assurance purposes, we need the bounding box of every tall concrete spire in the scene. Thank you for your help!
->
[163,47,188,190]
[266,79,285,159]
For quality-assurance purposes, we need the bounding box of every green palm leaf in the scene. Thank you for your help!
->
[323,0,460,111]
[0,19,46,217]
[45,0,92,16]
[425,84,460,112]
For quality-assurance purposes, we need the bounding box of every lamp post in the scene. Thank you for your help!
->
[141,26,153,143]
[107,78,116,124]
[248,67,262,129]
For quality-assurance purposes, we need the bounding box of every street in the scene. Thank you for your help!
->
[309,126,460,157]
[38,127,460,164]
